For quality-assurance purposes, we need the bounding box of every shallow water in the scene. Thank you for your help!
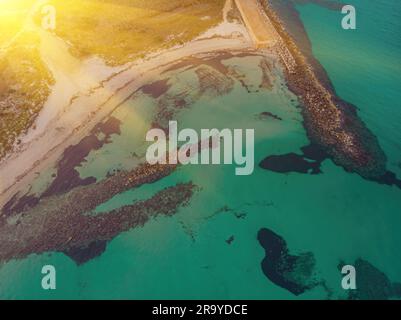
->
[1,0,400,299]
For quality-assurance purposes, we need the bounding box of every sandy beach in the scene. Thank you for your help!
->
[0,0,252,208]
[1,0,391,210]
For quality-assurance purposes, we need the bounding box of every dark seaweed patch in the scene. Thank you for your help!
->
[1,117,121,218]
[260,153,319,174]
[373,171,401,190]
[226,235,235,245]
[64,240,107,266]
[257,111,283,121]
[339,258,401,300]
[257,228,320,295]
[259,144,327,175]
[43,116,121,197]
[264,1,391,182]
[0,163,192,265]
[260,143,401,190]
[2,194,39,219]
[140,79,171,98]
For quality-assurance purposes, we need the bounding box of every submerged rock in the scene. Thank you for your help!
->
[257,228,321,295]
[339,258,401,300]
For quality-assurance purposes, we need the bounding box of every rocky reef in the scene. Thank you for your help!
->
[339,259,401,300]
[260,0,389,181]
[0,163,196,264]
[257,228,322,295]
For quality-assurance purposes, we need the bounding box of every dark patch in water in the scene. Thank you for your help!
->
[226,235,235,245]
[258,111,282,121]
[257,228,321,295]
[260,143,401,189]
[163,50,266,94]
[259,144,328,175]
[0,163,191,265]
[2,194,39,218]
[265,0,394,182]
[260,153,320,174]
[163,51,238,75]
[259,58,274,90]
[211,205,248,220]
[373,171,401,190]
[151,51,266,130]
[301,143,328,162]
[196,65,235,97]
[64,240,107,265]
[140,79,171,98]
[42,116,121,197]
[338,258,401,300]
[2,117,121,218]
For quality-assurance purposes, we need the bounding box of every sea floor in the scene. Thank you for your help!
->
[0,0,400,300]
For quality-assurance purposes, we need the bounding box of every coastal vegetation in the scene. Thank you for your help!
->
[0,0,225,160]
[45,0,226,65]
[0,31,54,159]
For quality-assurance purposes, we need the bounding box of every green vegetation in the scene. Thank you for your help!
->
[0,32,54,159]
[0,0,225,160]
[48,0,225,65]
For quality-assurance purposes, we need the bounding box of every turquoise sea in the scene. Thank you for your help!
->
[0,0,400,299]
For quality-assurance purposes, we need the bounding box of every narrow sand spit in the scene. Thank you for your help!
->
[0,0,252,207]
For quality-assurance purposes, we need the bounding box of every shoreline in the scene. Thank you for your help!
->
[259,0,388,180]
[0,162,194,264]
[0,49,284,264]
[0,14,252,209]
[1,0,398,210]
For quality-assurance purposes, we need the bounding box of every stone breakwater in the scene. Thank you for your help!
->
[255,0,297,73]
[0,163,196,263]
[259,0,387,179]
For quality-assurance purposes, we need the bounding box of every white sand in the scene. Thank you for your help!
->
[0,0,253,208]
